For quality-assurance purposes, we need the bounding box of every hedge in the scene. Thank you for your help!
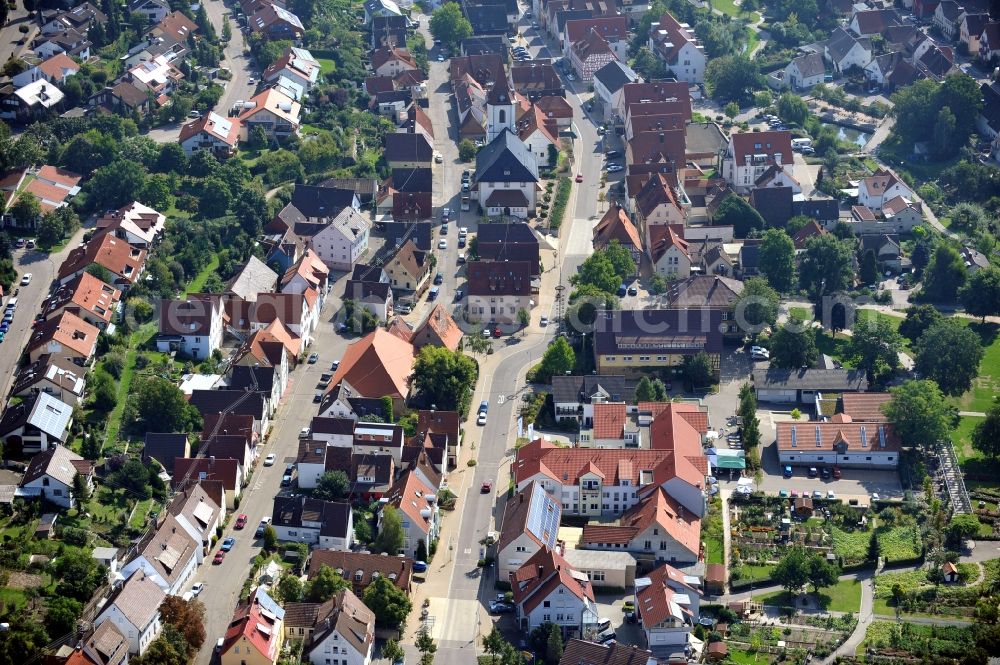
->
[549,176,571,230]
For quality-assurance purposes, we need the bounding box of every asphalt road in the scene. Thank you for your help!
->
[146,0,258,144]
[191,285,352,665]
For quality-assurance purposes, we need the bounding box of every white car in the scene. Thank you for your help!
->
[191,582,205,597]
[19,273,31,286]
[438,239,447,250]
[871,493,880,502]
[540,315,548,326]
[483,328,491,338]
[477,412,487,426]
[750,345,770,359]
[264,453,276,466]
[827,490,837,500]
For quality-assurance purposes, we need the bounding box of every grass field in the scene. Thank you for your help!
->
[758,579,862,613]
[0,588,27,612]
[184,254,220,296]
[877,526,922,563]
[856,310,909,350]
[953,322,1000,414]
[317,58,336,75]
[952,416,986,464]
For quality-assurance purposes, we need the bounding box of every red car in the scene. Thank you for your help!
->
[213,551,225,565]
[235,514,248,529]
[481,481,493,493]
[492,327,502,338]
[575,173,583,183]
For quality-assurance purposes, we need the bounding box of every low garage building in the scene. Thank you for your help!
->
[752,368,868,404]
[776,417,901,469]
[561,548,638,590]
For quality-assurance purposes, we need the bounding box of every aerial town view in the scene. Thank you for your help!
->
[1,0,1000,663]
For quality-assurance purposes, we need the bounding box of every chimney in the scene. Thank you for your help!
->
[537,565,544,576]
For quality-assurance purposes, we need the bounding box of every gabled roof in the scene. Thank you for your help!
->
[385,468,436,535]
[666,274,743,309]
[635,172,682,220]
[792,220,829,249]
[384,131,433,163]
[776,420,900,452]
[133,513,198,586]
[227,256,279,301]
[649,11,702,65]
[239,87,300,126]
[222,588,284,661]
[273,496,351,539]
[370,46,417,71]
[728,130,793,163]
[43,271,121,326]
[565,16,629,44]
[614,487,700,556]
[20,442,86,488]
[839,392,891,421]
[143,433,190,473]
[789,52,826,78]
[636,561,701,630]
[592,402,627,439]
[593,59,638,95]
[475,129,539,182]
[412,304,463,351]
[648,224,689,264]
[79,620,128,665]
[510,546,594,614]
[57,233,147,284]
[159,294,222,336]
[826,26,868,63]
[467,260,533,296]
[172,456,241,491]
[851,8,901,35]
[27,310,99,359]
[308,550,412,591]
[593,308,723,357]
[325,328,415,400]
[593,205,642,253]
[511,61,563,96]
[149,10,197,44]
[499,480,561,552]
[100,571,164,631]
[179,111,240,147]
[558,639,655,665]
[749,185,794,228]
[571,27,613,60]
[752,368,869,391]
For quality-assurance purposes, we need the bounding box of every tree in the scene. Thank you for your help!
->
[374,505,405,554]
[571,251,620,294]
[517,307,530,328]
[36,211,65,247]
[458,139,477,161]
[52,549,102,601]
[799,234,855,302]
[932,106,956,159]
[248,125,269,150]
[633,46,666,79]
[363,575,413,628]
[724,101,739,119]
[88,369,118,412]
[921,244,967,302]
[704,55,761,105]
[133,377,200,432]
[859,249,879,285]
[45,596,82,636]
[263,524,278,550]
[546,623,563,665]
[899,304,942,343]
[9,192,40,227]
[770,319,818,369]
[534,336,575,383]
[947,514,981,547]
[314,470,349,501]
[159,595,206,650]
[603,240,636,281]
[415,538,428,563]
[973,399,1000,460]
[742,414,761,449]
[776,92,809,126]
[915,320,984,396]
[772,547,810,596]
[382,639,405,663]
[712,195,765,238]
[416,627,437,658]
[156,143,187,174]
[948,202,987,233]
[484,628,508,665]
[635,376,657,402]
[806,554,840,594]
[276,573,304,602]
[960,266,1000,321]
[850,316,903,385]
[736,277,780,331]
[136,625,189,665]
[72,471,91,504]
[649,274,667,295]
[307,565,349,601]
[759,229,796,292]
[429,2,472,48]
[683,352,715,388]
[884,380,953,448]
[411,346,478,415]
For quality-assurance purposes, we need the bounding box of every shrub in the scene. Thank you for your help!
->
[549,177,571,230]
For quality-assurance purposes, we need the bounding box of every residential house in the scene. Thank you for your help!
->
[11,53,79,89]
[250,4,305,41]
[410,408,462,470]
[592,60,640,121]
[363,0,403,24]
[43,272,121,331]
[665,274,743,340]
[384,469,439,557]
[142,433,191,474]
[860,233,904,271]
[16,443,90,508]
[147,11,198,49]
[475,128,540,217]
[32,29,91,60]
[752,368,869,403]
[117,513,198,595]
[511,61,565,101]
[784,53,826,90]
[370,15,409,48]
[57,234,147,289]
[648,12,706,84]
[228,365,283,416]
[593,309,724,378]
[934,0,966,40]
[94,571,164,656]
[179,112,240,158]
[578,401,641,448]
[271,496,354,549]
[563,16,629,61]
[202,432,257,482]
[849,8,902,37]
[857,170,914,212]
[824,27,872,74]
[307,550,413,595]
[0,79,64,123]
[721,131,793,194]
[517,104,560,164]
[167,484,222,563]
[320,329,415,411]
[27,311,99,366]
[536,94,574,127]
[615,81,691,128]
[94,202,166,249]
[510,546,599,638]
[569,29,616,82]
[172,455,243,509]
[156,294,225,360]
[961,245,991,272]
[466,260,534,324]
[635,563,702,654]
[11,355,87,405]
[476,222,541,275]
[749,186,794,228]
[371,47,418,77]
[384,132,434,169]
[285,590,375,665]
[291,185,361,222]
[220,589,285,665]
[557,640,656,665]
[345,279,393,322]
[980,22,1000,62]
[66,621,129,665]
[793,220,829,250]
[461,35,509,56]
[41,3,106,35]
[227,256,279,302]
[238,87,301,142]
[498,481,562,578]
[551,374,639,427]
[636,174,686,251]
[593,205,642,272]
[88,82,155,117]
[129,0,171,25]
[353,422,406,466]
[126,55,183,101]
[648,224,691,279]
[263,47,321,91]
[231,320,298,394]
[961,12,991,53]
[281,249,331,304]
[384,238,430,294]
[411,304,463,352]
[301,207,371,272]
[776,418,901,469]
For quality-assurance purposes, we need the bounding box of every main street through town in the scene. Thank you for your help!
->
[395,11,603,665]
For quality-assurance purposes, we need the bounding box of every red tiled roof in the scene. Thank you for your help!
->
[510,546,594,614]
[728,130,793,162]
[592,402,627,439]
[839,392,891,421]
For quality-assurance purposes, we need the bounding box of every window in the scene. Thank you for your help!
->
[644,540,652,550]
[544,600,550,608]
[516,546,527,552]
[591,570,605,581]
[543,614,551,622]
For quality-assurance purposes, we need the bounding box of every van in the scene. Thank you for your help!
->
[216,637,225,652]
[5,297,17,310]
[791,137,812,150]
[428,286,439,301]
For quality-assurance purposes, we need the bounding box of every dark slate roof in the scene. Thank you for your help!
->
[384,132,433,162]
[476,221,538,244]
[793,198,841,222]
[749,186,794,228]
[790,52,826,79]
[551,374,640,405]
[981,81,1000,134]
[272,496,352,539]
[345,279,392,302]
[229,365,276,394]
[391,167,433,193]
[739,240,761,269]
[291,185,358,218]
[310,416,357,435]
[466,3,510,35]
[475,128,539,183]
[351,263,387,282]
[462,35,508,56]
[189,390,267,419]
[382,221,432,251]
[317,178,380,205]
[143,433,189,472]
[593,309,725,357]
[826,27,864,63]
[752,368,869,392]
[593,60,637,95]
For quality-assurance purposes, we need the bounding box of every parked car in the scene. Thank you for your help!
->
[477,412,487,426]
[807,467,818,478]
[264,453,276,466]
[308,353,319,364]
[19,273,31,286]
[489,601,513,614]
[213,551,225,564]
[479,400,488,413]
[783,465,793,478]
[191,582,205,596]
[481,481,493,493]
[540,315,548,326]
[221,537,236,551]
[821,467,831,480]
[235,514,248,529]
[255,517,271,537]
[413,560,428,572]
[434,272,444,285]
[627,285,638,296]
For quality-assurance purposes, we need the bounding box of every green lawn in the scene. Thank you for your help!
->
[952,322,1000,414]
[129,498,155,529]
[726,648,771,665]
[703,498,725,565]
[316,58,336,75]
[856,310,908,350]
[184,254,220,296]
[758,579,861,613]
[789,306,812,320]
[831,526,871,564]
[815,330,854,367]
[952,415,986,465]
[0,588,27,612]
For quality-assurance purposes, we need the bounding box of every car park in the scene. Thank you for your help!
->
[264,453,276,466]
[235,514,248,529]
[221,537,236,551]
[596,629,616,644]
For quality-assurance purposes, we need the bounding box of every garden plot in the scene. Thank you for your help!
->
[861,621,974,660]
